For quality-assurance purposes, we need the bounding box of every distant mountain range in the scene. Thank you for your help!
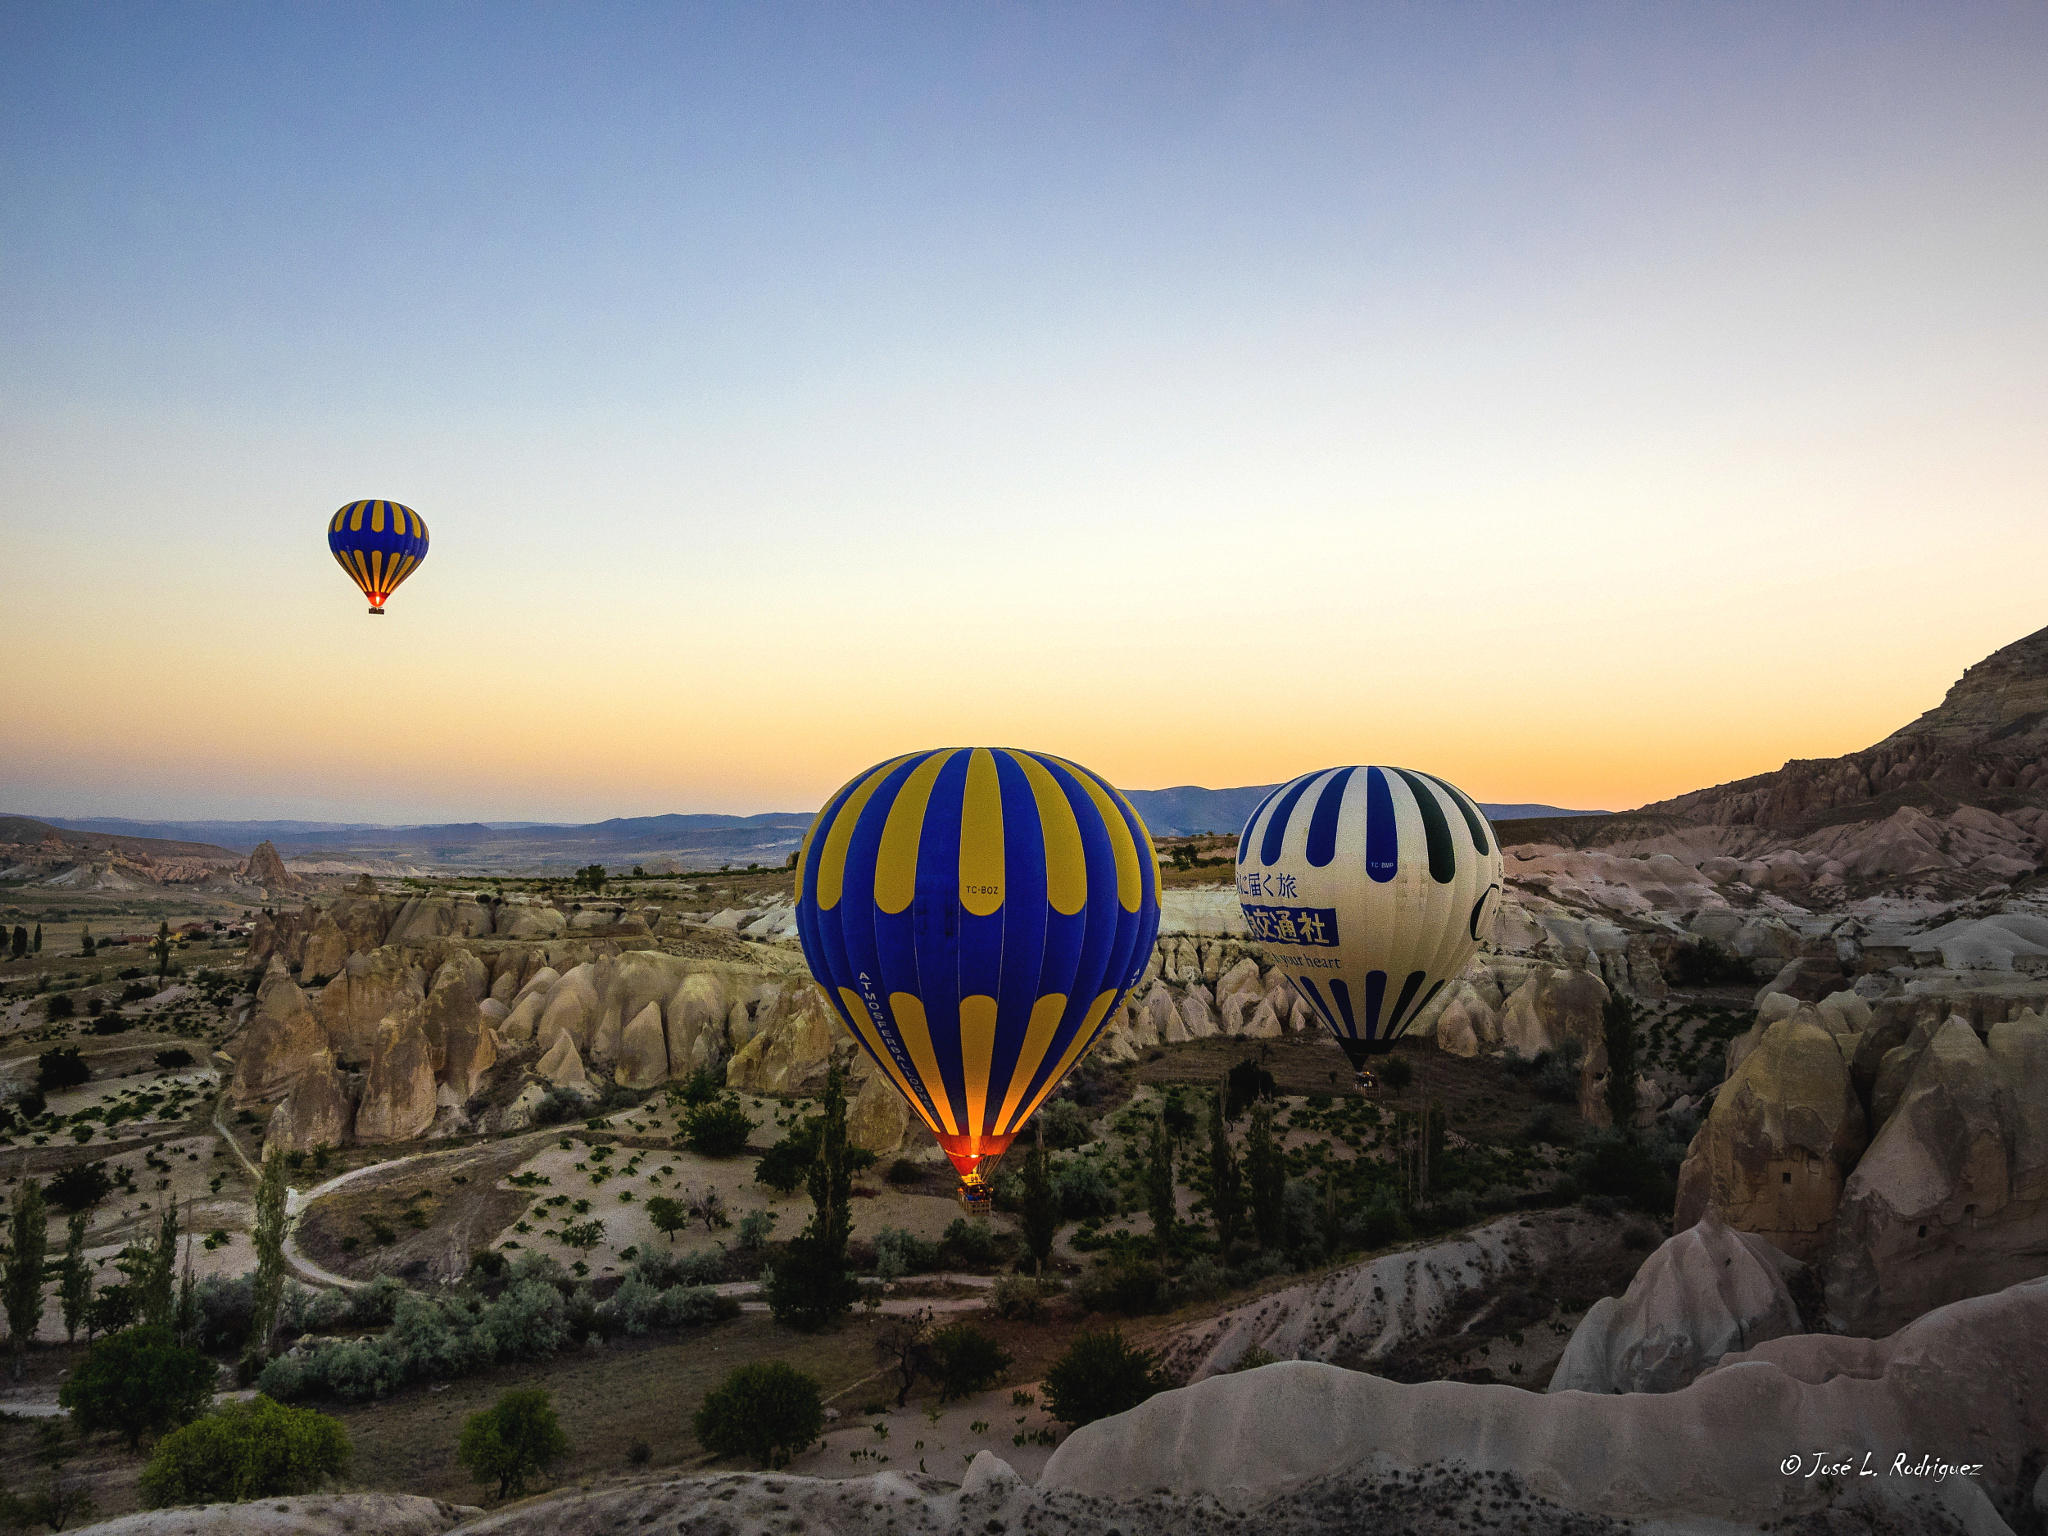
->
[21,787,1605,872]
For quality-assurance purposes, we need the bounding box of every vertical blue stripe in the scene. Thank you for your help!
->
[1391,768,1457,884]
[1365,768,1398,882]
[1386,969,1427,1033]
[1364,969,1388,1035]
[1304,766,1356,868]
[1258,773,1319,866]
[1327,976,1357,1039]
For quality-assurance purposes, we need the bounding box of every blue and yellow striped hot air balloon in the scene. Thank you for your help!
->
[1236,765,1505,1085]
[795,748,1161,1200]
[327,500,429,614]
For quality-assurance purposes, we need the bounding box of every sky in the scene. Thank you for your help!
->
[3,2,2044,824]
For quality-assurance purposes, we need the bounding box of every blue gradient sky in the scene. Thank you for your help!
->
[4,3,2044,821]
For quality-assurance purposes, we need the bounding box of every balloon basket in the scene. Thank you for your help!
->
[956,1176,994,1215]
[367,607,385,615]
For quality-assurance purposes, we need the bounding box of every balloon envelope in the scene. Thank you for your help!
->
[1235,766,1504,1068]
[328,500,429,613]
[795,748,1161,1184]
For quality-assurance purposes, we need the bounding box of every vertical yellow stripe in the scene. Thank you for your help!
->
[349,504,364,531]
[1008,751,1086,915]
[351,550,374,589]
[958,747,1005,917]
[816,754,917,910]
[888,992,958,1135]
[1049,756,1140,913]
[1012,990,1118,1130]
[416,513,429,542]
[369,549,386,593]
[993,992,1068,1134]
[329,510,341,533]
[370,503,385,533]
[837,988,939,1135]
[386,553,415,591]
[874,750,954,915]
[958,994,999,1135]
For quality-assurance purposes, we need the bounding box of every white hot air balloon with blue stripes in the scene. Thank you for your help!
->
[1235,766,1504,1081]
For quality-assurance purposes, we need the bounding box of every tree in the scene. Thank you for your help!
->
[1019,1141,1060,1274]
[645,1195,689,1244]
[0,1422,95,1531]
[1245,1103,1286,1251]
[929,1322,1010,1401]
[693,1362,823,1468]
[45,1162,110,1214]
[58,1214,91,1344]
[149,922,173,979]
[78,927,95,957]
[1603,991,1640,1133]
[1223,1056,1277,1120]
[4,1180,48,1378]
[1145,1116,1176,1255]
[247,1151,289,1366]
[34,924,42,954]
[139,1396,351,1507]
[1206,1089,1243,1255]
[680,1096,755,1157]
[1043,1328,1165,1428]
[765,1065,857,1329]
[873,1305,933,1406]
[574,864,607,895]
[136,1206,178,1330]
[9,926,25,960]
[753,1112,873,1192]
[457,1388,569,1500]
[59,1325,217,1447]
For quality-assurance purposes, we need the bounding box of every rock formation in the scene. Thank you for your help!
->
[318,948,426,1060]
[230,961,327,1103]
[1824,1011,2048,1333]
[354,1017,437,1143]
[1548,1212,1804,1394]
[613,1002,668,1088]
[537,1031,586,1088]
[265,1051,355,1154]
[1498,965,1608,1058]
[1673,1012,1866,1261]
[239,839,298,890]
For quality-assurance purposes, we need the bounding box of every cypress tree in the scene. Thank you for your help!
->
[1019,1140,1060,1275]
[4,1180,49,1378]
[1145,1115,1176,1255]
[1603,992,1639,1133]
[58,1214,91,1344]
[1206,1089,1243,1255]
[1245,1103,1286,1250]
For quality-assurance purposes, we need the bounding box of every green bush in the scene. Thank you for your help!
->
[754,1114,877,1193]
[670,1067,722,1107]
[46,1161,112,1213]
[60,1325,218,1447]
[139,1396,351,1507]
[458,1388,569,1500]
[43,994,75,1023]
[693,1362,823,1469]
[929,1323,1011,1401]
[154,1048,195,1070]
[870,1226,938,1279]
[1053,1157,1118,1221]
[36,1047,89,1092]
[681,1096,756,1157]
[938,1217,999,1269]
[1667,939,1753,988]
[1042,1329,1165,1427]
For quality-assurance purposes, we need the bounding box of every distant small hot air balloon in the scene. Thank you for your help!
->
[327,500,429,614]
[795,748,1161,1205]
[1236,766,1505,1086]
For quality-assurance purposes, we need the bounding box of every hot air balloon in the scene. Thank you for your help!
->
[1236,766,1504,1087]
[327,500,429,614]
[795,748,1161,1206]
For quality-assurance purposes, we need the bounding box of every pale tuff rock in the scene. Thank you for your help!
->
[442,998,498,1101]
[318,947,426,1060]
[264,1051,355,1155]
[725,978,841,1095]
[614,1002,669,1088]
[848,1060,913,1156]
[507,964,560,1013]
[589,1001,624,1065]
[354,1016,437,1144]
[1214,956,1262,1004]
[239,839,298,890]
[1548,1213,1804,1395]
[495,901,566,940]
[1824,1013,2048,1334]
[230,962,326,1103]
[1177,987,1218,1040]
[536,1030,587,1088]
[1239,995,1284,1039]
[420,952,488,1063]
[1499,965,1609,1059]
[67,1492,477,1536]
[297,911,351,983]
[535,963,599,1053]
[1674,1013,1867,1262]
[384,894,493,945]
[498,990,546,1046]
[1162,1209,1629,1381]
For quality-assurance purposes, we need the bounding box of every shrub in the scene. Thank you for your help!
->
[191,1273,256,1354]
[754,1115,877,1193]
[670,1067,722,1107]
[36,1047,89,1092]
[1038,1096,1095,1149]
[871,1226,938,1280]
[1667,939,1753,988]
[154,1048,195,1070]
[1224,1056,1279,1118]
[693,1362,823,1469]
[60,1325,218,1447]
[681,1096,756,1158]
[984,1273,1049,1322]
[938,1217,999,1270]
[1053,1158,1118,1222]
[631,1246,726,1289]
[1042,1329,1165,1427]
[1075,1249,1165,1315]
[884,1157,925,1187]
[43,994,75,1023]
[458,1388,569,1500]
[1376,1055,1414,1093]
[1534,1041,1583,1104]
[46,1161,113,1213]
[139,1395,351,1507]
[929,1323,1011,1401]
